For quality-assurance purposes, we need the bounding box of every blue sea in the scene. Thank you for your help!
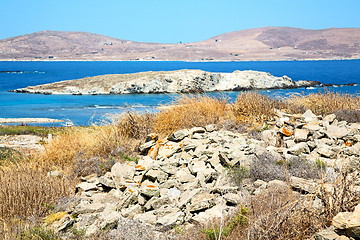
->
[0,60,359,126]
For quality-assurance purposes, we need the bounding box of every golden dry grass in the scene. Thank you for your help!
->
[286,90,360,115]
[153,94,233,135]
[0,160,72,239]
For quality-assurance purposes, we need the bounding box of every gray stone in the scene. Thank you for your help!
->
[287,142,310,155]
[294,128,309,142]
[111,162,136,188]
[290,176,317,194]
[168,129,190,141]
[156,211,185,229]
[145,169,168,183]
[189,190,215,212]
[175,168,196,183]
[317,145,337,158]
[157,141,181,159]
[139,140,156,154]
[205,124,218,132]
[223,193,241,205]
[314,227,340,240]
[326,125,351,139]
[262,130,278,146]
[76,182,98,192]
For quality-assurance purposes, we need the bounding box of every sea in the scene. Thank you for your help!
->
[0,60,359,126]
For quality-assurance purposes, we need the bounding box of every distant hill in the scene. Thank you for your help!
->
[1,27,360,61]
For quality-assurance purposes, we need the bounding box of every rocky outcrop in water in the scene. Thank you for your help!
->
[13,70,320,95]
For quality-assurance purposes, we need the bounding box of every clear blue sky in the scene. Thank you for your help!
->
[1,0,359,43]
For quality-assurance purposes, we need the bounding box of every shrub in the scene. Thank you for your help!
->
[233,91,283,126]
[153,94,232,135]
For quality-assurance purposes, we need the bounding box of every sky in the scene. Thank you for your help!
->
[1,0,360,43]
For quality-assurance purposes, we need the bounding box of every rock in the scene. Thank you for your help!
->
[189,190,215,212]
[290,176,317,194]
[175,168,196,183]
[279,126,294,137]
[168,129,190,141]
[317,145,337,158]
[167,188,182,200]
[140,181,160,198]
[287,142,310,155]
[157,141,181,159]
[139,140,156,155]
[262,130,278,146]
[156,211,185,229]
[223,193,242,205]
[111,162,136,188]
[323,114,336,124]
[294,128,309,142]
[332,203,360,238]
[205,124,218,132]
[16,70,320,95]
[326,125,351,139]
[145,133,159,143]
[302,110,318,122]
[314,227,341,240]
[189,160,207,174]
[145,169,168,183]
[76,182,98,192]
[190,127,206,135]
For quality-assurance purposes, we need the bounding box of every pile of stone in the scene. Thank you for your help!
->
[49,110,360,239]
[315,203,360,240]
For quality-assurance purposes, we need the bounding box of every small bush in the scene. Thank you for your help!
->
[233,91,284,126]
[0,147,24,166]
[153,94,233,135]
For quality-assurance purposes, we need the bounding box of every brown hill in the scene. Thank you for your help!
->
[1,27,360,61]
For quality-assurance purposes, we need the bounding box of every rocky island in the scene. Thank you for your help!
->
[13,69,320,95]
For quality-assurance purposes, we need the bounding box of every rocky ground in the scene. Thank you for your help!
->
[13,69,319,95]
[45,109,360,239]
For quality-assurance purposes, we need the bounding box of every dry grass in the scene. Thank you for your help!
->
[0,160,72,239]
[233,92,284,126]
[153,94,233,135]
[286,90,360,115]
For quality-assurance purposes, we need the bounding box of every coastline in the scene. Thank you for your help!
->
[0,118,64,124]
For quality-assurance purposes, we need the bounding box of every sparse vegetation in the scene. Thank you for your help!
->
[1,91,360,239]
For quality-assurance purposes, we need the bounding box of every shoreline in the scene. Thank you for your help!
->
[0,118,64,124]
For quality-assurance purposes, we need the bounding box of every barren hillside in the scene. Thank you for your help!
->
[1,27,359,61]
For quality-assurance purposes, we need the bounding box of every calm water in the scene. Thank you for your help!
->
[0,60,359,126]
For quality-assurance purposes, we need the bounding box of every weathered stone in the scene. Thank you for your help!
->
[145,169,168,183]
[168,129,190,142]
[290,176,317,194]
[76,182,98,192]
[136,156,155,172]
[223,193,241,205]
[140,181,160,198]
[167,188,182,200]
[294,128,309,142]
[117,188,139,209]
[314,227,340,240]
[111,162,136,188]
[326,125,351,139]
[317,145,337,158]
[97,176,115,189]
[302,110,318,122]
[323,114,336,124]
[190,127,206,135]
[279,126,294,137]
[174,168,196,183]
[157,141,181,159]
[189,190,215,212]
[120,204,143,218]
[145,133,158,143]
[189,160,207,174]
[156,211,185,229]
[205,124,218,132]
[332,204,360,238]
[262,130,278,146]
[178,188,202,208]
[133,210,158,225]
[139,140,156,155]
[287,142,310,155]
